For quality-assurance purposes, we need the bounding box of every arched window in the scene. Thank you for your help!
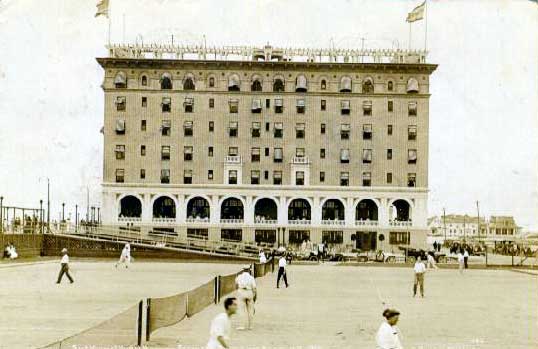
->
[209,77,215,87]
[114,71,127,88]
[141,75,148,86]
[160,73,172,90]
[321,79,327,90]
[251,79,262,92]
[407,78,419,93]
[339,76,352,93]
[228,74,240,91]
[183,77,195,90]
[295,75,307,92]
[362,77,374,93]
[387,81,393,91]
[273,78,285,92]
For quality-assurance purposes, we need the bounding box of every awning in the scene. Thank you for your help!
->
[363,101,372,110]
[184,169,192,176]
[341,172,349,179]
[229,98,239,105]
[296,75,307,90]
[296,123,305,130]
[228,147,239,156]
[162,120,171,128]
[340,149,350,161]
[408,126,417,134]
[114,72,126,85]
[228,74,240,88]
[161,72,172,80]
[296,148,305,157]
[296,171,305,179]
[184,147,193,154]
[363,172,371,179]
[252,122,261,129]
[340,76,352,92]
[115,119,125,132]
[407,78,419,93]
[275,98,283,107]
[162,97,171,105]
[274,148,283,160]
[296,99,305,107]
[115,145,124,152]
[184,121,193,127]
[115,96,126,104]
[363,149,372,161]
[363,124,372,132]
[274,122,283,130]
[251,148,260,154]
[229,121,238,128]
[251,99,262,110]
[273,171,282,179]
[251,171,260,178]
[408,101,417,110]
[341,124,350,131]
[183,97,194,105]
[162,146,170,154]
[408,149,417,161]
[341,100,351,110]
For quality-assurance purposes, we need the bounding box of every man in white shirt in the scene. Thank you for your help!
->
[317,242,325,261]
[116,243,131,269]
[277,255,289,288]
[376,309,403,349]
[457,251,465,274]
[56,248,74,284]
[426,252,438,269]
[235,265,257,330]
[259,250,267,264]
[413,256,426,297]
[207,297,237,349]
[463,249,469,269]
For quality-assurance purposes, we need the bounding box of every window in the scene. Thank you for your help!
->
[388,125,393,135]
[184,146,193,161]
[266,99,270,108]
[228,74,240,91]
[187,228,208,240]
[363,101,372,116]
[322,231,343,244]
[265,148,270,157]
[229,99,239,113]
[114,72,126,88]
[141,120,146,131]
[184,97,194,113]
[221,229,242,242]
[362,77,374,93]
[264,171,269,180]
[161,169,170,184]
[209,121,214,132]
[115,145,125,160]
[408,149,417,164]
[296,99,305,114]
[340,76,352,92]
[362,172,371,186]
[296,148,305,158]
[390,232,410,245]
[140,145,146,156]
[115,169,124,183]
[183,77,195,91]
[407,78,419,93]
[140,169,145,179]
[184,121,193,136]
[162,97,171,112]
[387,81,393,91]
[274,148,283,163]
[160,73,172,89]
[251,99,262,113]
[115,96,126,111]
[251,122,261,137]
[363,124,372,140]
[273,79,285,92]
[274,98,283,113]
[296,123,305,139]
[251,80,262,92]
[209,98,214,108]
[387,172,393,184]
[388,100,393,112]
[251,147,260,162]
[208,146,213,157]
[228,170,237,184]
[341,124,350,140]
[408,173,416,187]
[408,125,417,141]
[321,79,327,90]
[289,230,310,243]
[208,170,213,180]
[265,122,270,131]
[341,100,350,115]
[183,169,192,184]
[142,97,147,107]
[340,172,349,186]
[295,75,307,92]
[321,123,326,134]
[295,171,305,185]
[340,149,350,163]
[229,121,238,137]
[209,77,215,87]
[408,102,417,116]
[161,120,171,136]
[228,147,239,156]
[321,100,326,111]
[363,149,372,164]
[161,146,170,161]
[255,230,276,244]
[141,75,147,86]
[273,171,282,185]
[251,170,260,184]
[387,149,393,160]
[320,171,325,182]
[115,119,126,135]
[274,122,283,138]
[320,148,326,159]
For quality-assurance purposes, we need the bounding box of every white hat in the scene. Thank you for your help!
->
[61,248,67,253]
[243,264,251,270]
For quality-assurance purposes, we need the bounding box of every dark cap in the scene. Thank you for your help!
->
[382,308,400,319]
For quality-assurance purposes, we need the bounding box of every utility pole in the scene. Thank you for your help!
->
[62,203,65,221]
[75,204,78,233]
[39,200,43,234]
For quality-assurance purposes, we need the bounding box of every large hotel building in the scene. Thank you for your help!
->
[98,44,437,251]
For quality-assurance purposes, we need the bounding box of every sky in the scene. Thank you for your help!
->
[0,0,537,229]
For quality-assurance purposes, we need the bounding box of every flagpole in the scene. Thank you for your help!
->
[424,0,428,51]
[107,0,112,45]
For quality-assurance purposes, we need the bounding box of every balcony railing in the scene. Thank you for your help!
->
[254,219,278,225]
[389,220,412,227]
[225,155,242,164]
[118,217,142,223]
[220,218,244,224]
[186,217,210,223]
[152,217,176,224]
[288,219,311,225]
[291,156,310,165]
[355,220,379,227]
[321,219,345,226]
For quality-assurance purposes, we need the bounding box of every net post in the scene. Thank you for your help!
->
[214,276,219,304]
[137,300,143,346]
[145,298,151,342]
[217,276,221,303]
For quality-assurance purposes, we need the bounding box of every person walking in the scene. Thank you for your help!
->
[433,241,438,252]
[206,297,237,349]
[115,243,131,268]
[457,251,465,275]
[235,265,257,330]
[376,309,403,349]
[56,248,74,284]
[258,250,267,264]
[463,248,469,269]
[413,256,426,297]
[426,252,438,270]
[276,255,289,288]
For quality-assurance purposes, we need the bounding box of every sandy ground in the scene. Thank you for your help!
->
[151,264,538,349]
[0,259,240,349]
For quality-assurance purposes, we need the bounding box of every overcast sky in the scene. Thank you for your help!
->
[0,0,537,229]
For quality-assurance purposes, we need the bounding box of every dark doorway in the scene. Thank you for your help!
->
[355,231,377,251]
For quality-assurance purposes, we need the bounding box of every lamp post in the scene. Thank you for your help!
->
[97,207,100,225]
[62,203,65,222]
[0,196,3,234]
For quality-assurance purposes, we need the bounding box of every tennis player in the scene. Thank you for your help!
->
[376,309,403,349]
[235,265,257,330]
[207,297,237,349]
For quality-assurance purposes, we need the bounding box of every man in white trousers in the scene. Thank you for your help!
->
[235,265,257,330]
[115,243,131,268]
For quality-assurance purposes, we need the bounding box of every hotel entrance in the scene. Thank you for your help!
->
[355,231,377,251]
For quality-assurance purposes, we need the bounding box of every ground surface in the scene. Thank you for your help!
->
[1,260,537,349]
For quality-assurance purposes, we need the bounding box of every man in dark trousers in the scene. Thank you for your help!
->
[276,255,288,288]
[57,248,74,284]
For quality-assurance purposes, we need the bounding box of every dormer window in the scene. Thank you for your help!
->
[114,72,127,88]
